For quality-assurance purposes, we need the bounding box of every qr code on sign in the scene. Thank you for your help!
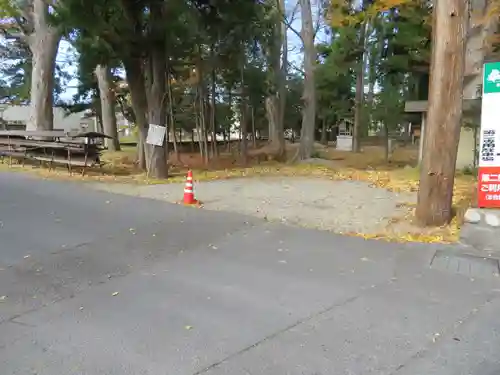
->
[481,129,496,162]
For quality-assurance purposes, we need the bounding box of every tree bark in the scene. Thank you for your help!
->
[361,20,372,138]
[145,48,168,178]
[210,46,218,158]
[321,118,327,145]
[227,90,233,152]
[265,0,286,160]
[366,19,380,133]
[251,105,257,148]
[166,69,179,160]
[95,64,120,151]
[415,0,469,226]
[240,65,248,165]
[194,101,204,160]
[201,96,209,164]
[191,129,195,153]
[123,57,148,170]
[26,0,60,131]
[276,0,287,158]
[352,20,367,153]
[383,123,389,162]
[298,0,316,160]
[203,97,210,163]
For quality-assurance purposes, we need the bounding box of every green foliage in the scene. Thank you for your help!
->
[0,0,432,152]
[284,74,304,133]
[311,0,433,144]
[371,82,405,134]
[0,37,70,104]
[315,46,354,124]
[0,39,31,103]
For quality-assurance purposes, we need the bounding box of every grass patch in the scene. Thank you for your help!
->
[119,134,138,144]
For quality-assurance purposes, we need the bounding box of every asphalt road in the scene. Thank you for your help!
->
[1,172,500,375]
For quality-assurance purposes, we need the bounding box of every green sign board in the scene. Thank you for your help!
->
[483,62,500,94]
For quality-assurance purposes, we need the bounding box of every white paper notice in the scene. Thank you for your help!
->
[146,124,166,146]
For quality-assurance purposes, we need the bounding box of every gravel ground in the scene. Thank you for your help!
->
[91,177,417,235]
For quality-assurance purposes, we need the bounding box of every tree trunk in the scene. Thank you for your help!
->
[251,106,257,148]
[196,60,209,164]
[95,64,120,151]
[265,0,286,160]
[298,0,316,160]
[194,101,204,160]
[361,20,372,137]
[123,58,148,170]
[415,0,469,226]
[383,123,389,162]
[240,105,248,165]
[166,69,179,160]
[145,48,168,179]
[210,50,218,158]
[278,0,287,133]
[240,65,248,165]
[96,112,103,133]
[137,134,147,170]
[321,118,327,145]
[201,95,209,164]
[275,0,287,158]
[227,90,233,152]
[366,20,380,133]
[203,104,210,163]
[265,97,279,141]
[191,129,195,153]
[352,20,367,153]
[26,1,60,132]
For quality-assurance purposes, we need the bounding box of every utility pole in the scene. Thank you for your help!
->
[415,0,470,226]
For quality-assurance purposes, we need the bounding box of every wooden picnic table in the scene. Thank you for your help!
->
[0,130,112,175]
[0,130,68,138]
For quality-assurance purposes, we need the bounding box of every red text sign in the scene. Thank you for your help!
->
[478,166,500,207]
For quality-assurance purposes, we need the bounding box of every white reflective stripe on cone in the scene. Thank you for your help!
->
[185,183,193,187]
[184,189,192,193]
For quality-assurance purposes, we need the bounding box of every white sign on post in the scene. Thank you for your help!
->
[478,62,500,208]
[146,124,166,146]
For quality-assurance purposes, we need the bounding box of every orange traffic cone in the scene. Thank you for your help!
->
[183,170,197,205]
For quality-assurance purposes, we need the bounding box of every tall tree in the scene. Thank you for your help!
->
[263,0,286,160]
[0,0,62,129]
[0,0,63,129]
[352,17,367,152]
[95,64,120,151]
[0,35,31,103]
[27,0,62,130]
[415,0,469,226]
[297,0,316,159]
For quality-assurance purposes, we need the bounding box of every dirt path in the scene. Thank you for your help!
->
[92,177,416,235]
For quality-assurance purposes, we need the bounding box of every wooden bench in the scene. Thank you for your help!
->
[0,130,109,175]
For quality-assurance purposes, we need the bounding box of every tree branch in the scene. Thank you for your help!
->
[313,0,324,40]
[287,0,300,23]
[282,12,303,42]
[288,60,304,75]
[277,0,303,43]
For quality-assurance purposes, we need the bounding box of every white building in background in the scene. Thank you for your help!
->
[0,105,96,133]
[0,104,244,143]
